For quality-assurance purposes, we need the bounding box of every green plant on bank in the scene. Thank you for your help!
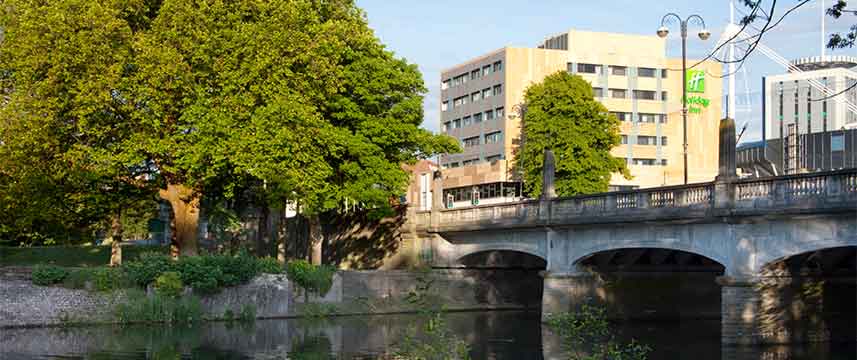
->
[299,302,338,319]
[238,304,257,322]
[256,257,284,274]
[154,272,184,298]
[123,251,175,287]
[114,289,202,324]
[31,264,70,285]
[286,260,336,302]
[545,304,650,360]
[392,310,471,360]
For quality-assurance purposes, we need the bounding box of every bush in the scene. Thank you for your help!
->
[62,269,91,289]
[114,289,202,324]
[546,304,650,360]
[90,267,132,292]
[32,265,69,285]
[238,304,256,322]
[286,260,336,301]
[154,272,184,298]
[256,257,283,274]
[123,251,175,287]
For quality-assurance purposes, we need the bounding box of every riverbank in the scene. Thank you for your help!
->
[0,269,539,328]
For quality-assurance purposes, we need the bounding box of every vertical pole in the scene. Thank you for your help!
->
[821,0,826,59]
[681,20,689,185]
[728,0,737,120]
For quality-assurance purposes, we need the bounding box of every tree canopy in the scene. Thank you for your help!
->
[0,0,458,250]
[513,72,629,198]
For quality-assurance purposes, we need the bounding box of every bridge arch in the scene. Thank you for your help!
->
[457,249,547,269]
[568,241,730,274]
[573,247,726,273]
[755,239,857,277]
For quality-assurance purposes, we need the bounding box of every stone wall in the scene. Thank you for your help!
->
[0,270,534,328]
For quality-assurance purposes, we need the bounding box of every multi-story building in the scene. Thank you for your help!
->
[438,29,723,207]
[758,55,857,174]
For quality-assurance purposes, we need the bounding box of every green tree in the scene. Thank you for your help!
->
[513,72,629,198]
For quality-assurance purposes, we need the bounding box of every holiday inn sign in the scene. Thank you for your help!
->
[685,69,710,113]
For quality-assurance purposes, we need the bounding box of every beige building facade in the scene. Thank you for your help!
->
[438,29,722,207]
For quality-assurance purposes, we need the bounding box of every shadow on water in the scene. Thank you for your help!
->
[1,311,854,359]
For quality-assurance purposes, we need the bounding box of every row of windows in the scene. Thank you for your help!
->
[574,63,668,78]
[442,61,504,90]
[443,85,503,111]
[461,131,503,148]
[621,135,668,146]
[442,107,506,131]
[612,112,668,123]
[629,158,668,166]
[593,88,667,101]
[443,182,522,203]
[444,154,505,169]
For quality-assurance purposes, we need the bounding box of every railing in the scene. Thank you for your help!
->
[416,169,856,231]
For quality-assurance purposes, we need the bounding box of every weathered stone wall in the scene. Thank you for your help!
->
[0,270,535,328]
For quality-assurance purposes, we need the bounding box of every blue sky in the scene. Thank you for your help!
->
[356,0,854,143]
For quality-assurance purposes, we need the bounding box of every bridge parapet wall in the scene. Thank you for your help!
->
[415,169,857,233]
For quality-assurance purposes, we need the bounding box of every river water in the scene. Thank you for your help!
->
[1,311,854,359]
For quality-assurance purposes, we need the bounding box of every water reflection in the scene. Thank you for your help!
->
[0,311,854,360]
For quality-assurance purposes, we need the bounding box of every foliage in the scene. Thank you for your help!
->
[88,267,133,292]
[741,0,855,49]
[0,245,168,268]
[123,251,176,287]
[114,289,202,324]
[287,260,336,300]
[513,72,629,198]
[299,303,339,319]
[392,311,471,360]
[31,265,70,285]
[0,0,459,253]
[154,272,184,298]
[256,257,284,274]
[545,304,650,360]
[238,304,257,322]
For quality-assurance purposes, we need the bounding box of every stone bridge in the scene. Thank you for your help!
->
[408,168,857,346]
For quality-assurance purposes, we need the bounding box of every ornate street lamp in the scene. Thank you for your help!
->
[658,13,709,184]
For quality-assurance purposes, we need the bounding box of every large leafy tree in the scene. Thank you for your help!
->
[513,72,629,198]
[1,0,458,256]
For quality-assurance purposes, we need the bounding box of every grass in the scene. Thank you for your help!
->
[0,245,168,267]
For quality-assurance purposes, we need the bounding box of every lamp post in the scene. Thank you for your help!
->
[657,13,710,185]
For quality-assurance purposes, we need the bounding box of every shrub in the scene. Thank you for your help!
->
[175,256,223,294]
[114,289,202,324]
[256,257,283,274]
[238,304,256,322]
[545,304,651,360]
[154,272,184,298]
[62,269,91,289]
[123,251,174,287]
[32,265,69,285]
[90,267,132,292]
[287,260,336,301]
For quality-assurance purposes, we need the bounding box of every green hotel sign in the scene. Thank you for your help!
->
[685,69,709,113]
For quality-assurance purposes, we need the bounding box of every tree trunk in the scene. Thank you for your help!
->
[159,183,200,257]
[276,204,288,264]
[256,204,271,257]
[309,214,323,265]
[109,209,123,267]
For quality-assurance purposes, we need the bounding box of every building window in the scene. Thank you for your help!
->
[661,69,668,78]
[633,90,657,100]
[463,136,480,148]
[460,73,468,84]
[463,115,472,127]
[493,61,503,72]
[442,80,450,90]
[485,131,502,144]
[452,119,461,129]
[486,154,502,163]
[442,101,449,111]
[495,107,505,119]
[447,162,460,168]
[471,69,480,80]
[659,114,667,123]
[577,63,601,74]
[593,87,603,97]
[610,88,626,99]
[462,158,479,166]
[493,84,503,96]
[632,158,661,165]
[482,65,491,76]
[661,91,667,101]
[661,159,668,165]
[612,112,628,121]
[485,109,494,121]
[611,66,626,76]
[638,67,657,77]
[637,135,657,145]
[453,97,463,107]
[471,91,481,102]
[661,136,668,146]
[621,135,628,144]
[442,121,450,132]
[639,113,657,123]
[473,112,483,123]
[831,133,844,151]
[482,88,491,98]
